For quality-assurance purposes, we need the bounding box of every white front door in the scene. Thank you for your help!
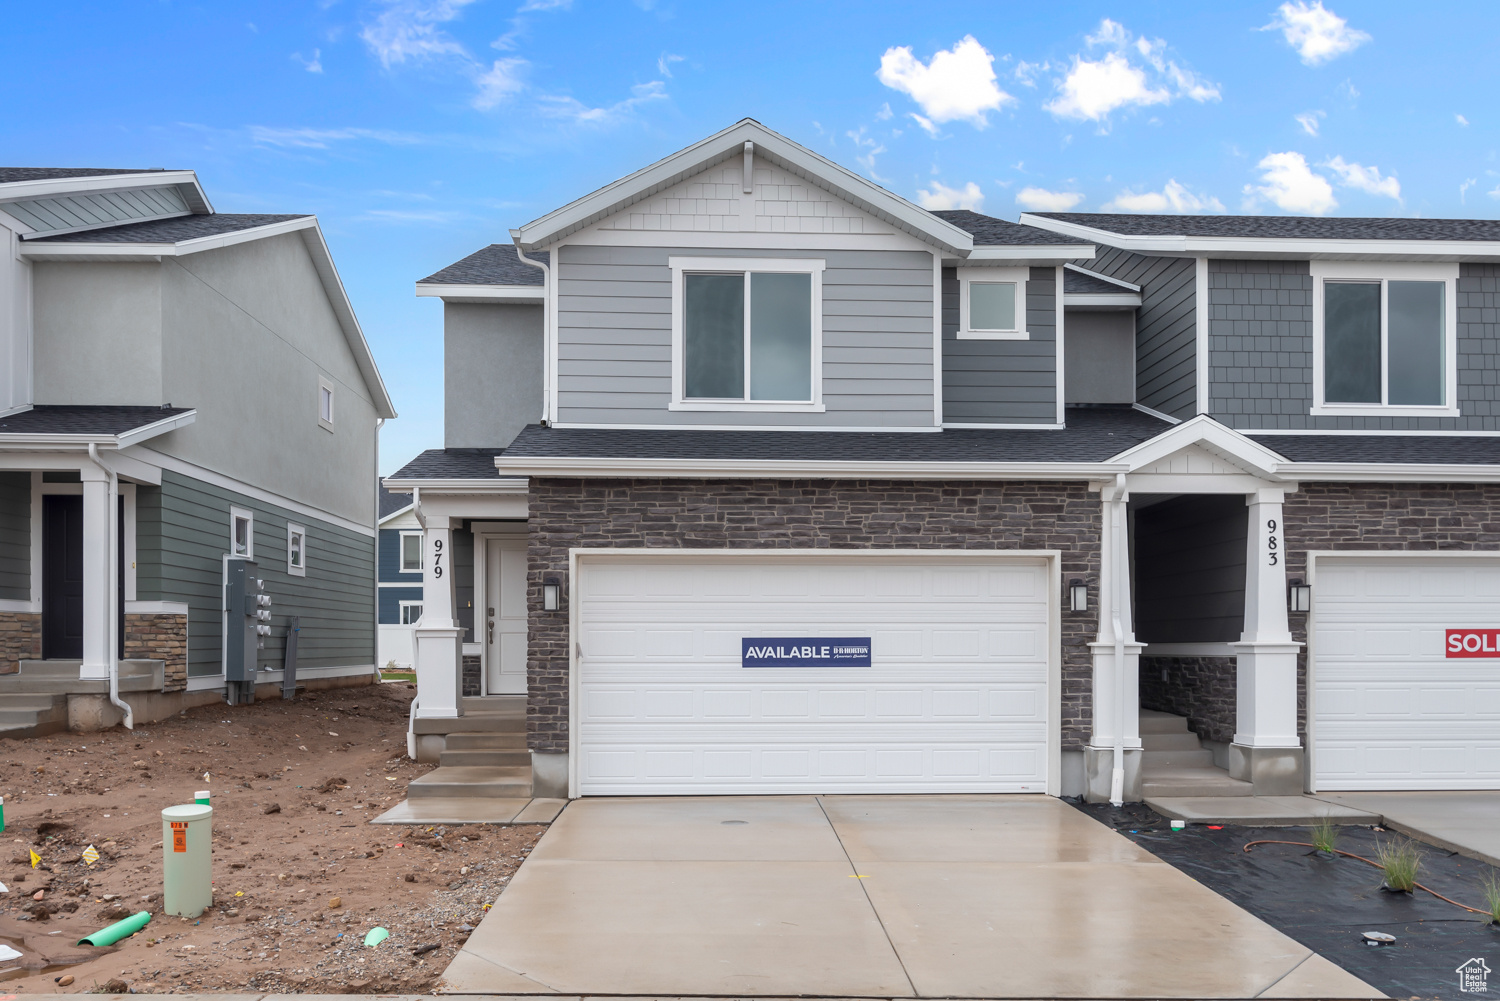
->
[484,538,528,695]
[575,552,1057,796]
[1313,555,1500,790]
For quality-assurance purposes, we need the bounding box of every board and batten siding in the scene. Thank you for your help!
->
[1084,248,1197,419]
[941,266,1057,424]
[554,245,936,427]
[135,470,374,678]
[0,472,29,600]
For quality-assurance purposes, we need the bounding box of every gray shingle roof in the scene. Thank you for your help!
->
[0,405,192,435]
[0,168,166,184]
[26,214,307,244]
[419,245,549,286]
[379,485,413,519]
[929,210,1089,247]
[1251,435,1500,465]
[389,448,508,480]
[500,406,1170,464]
[1031,213,1500,242]
[1064,269,1129,295]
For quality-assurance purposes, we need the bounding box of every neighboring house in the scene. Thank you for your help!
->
[388,119,1500,805]
[377,485,423,671]
[0,166,396,731]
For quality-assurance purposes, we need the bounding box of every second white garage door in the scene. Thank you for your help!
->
[1314,555,1500,790]
[574,552,1057,796]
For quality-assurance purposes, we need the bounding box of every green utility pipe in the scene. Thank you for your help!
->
[77,911,151,947]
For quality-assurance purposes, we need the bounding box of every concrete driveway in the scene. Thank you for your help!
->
[441,795,1381,999]
[1316,790,1500,867]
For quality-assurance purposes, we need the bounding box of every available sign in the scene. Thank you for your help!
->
[1446,629,1500,657]
[742,637,872,668]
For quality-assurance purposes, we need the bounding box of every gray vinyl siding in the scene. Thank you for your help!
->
[1085,248,1197,418]
[378,528,422,584]
[1134,495,1247,643]
[942,267,1057,423]
[378,586,423,624]
[1212,261,1500,430]
[0,472,29,600]
[554,245,935,427]
[135,470,374,677]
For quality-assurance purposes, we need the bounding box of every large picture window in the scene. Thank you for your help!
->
[671,257,825,412]
[1312,262,1458,418]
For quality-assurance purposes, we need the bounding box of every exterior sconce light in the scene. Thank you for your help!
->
[1068,579,1089,612]
[542,575,562,612]
[1288,579,1311,612]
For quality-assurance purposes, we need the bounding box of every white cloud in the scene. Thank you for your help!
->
[538,80,667,124]
[876,35,1014,128]
[519,0,571,9]
[846,127,887,180]
[1244,152,1337,214]
[916,181,984,211]
[1323,156,1401,201]
[1103,179,1225,213]
[875,102,893,121]
[1015,187,1084,211]
[1264,1,1371,66]
[657,52,684,77]
[1461,178,1477,204]
[1294,110,1324,135]
[909,113,938,136]
[292,49,323,73]
[1489,184,1500,201]
[1014,59,1049,87]
[359,0,476,67]
[1457,113,1470,126]
[472,58,527,109]
[247,126,427,149]
[1044,19,1218,125]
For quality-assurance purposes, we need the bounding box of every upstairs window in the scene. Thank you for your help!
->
[1313,262,1457,417]
[231,507,253,559]
[400,531,422,573]
[287,523,306,577]
[958,267,1029,340]
[670,257,825,412]
[318,376,335,432]
[399,601,423,625]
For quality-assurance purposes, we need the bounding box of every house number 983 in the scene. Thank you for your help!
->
[1266,519,1278,566]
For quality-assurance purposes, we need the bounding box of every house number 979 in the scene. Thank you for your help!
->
[432,538,444,578]
[1266,519,1279,566]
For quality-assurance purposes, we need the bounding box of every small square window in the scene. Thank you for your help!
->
[287,523,307,577]
[958,267,1029,340]
[400,532,422,572]
[399,602,423,625]
[318,376,335,432]
[231,507,253,559]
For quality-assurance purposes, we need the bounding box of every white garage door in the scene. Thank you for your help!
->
[1314,556,1500,790]
[575,553,1055,795]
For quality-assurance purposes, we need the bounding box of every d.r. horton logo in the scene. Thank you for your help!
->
[1457,958,1490,994]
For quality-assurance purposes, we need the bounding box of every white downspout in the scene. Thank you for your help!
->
[406,484,424,760]
[86,443,132,730]
[512,236,551,424]
[373,418,384,685]
[1109,472,1127,806]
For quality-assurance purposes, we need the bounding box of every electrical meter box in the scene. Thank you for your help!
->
[224,557,271,702]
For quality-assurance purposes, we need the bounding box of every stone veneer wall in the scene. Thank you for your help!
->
[1138,655,1237,744]
[1282,482,1500,739]
[123,613,188,691]
[527,478,1102,754]
[0,613,41,675]
[461,655,482,697]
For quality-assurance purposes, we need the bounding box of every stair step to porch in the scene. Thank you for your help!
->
[412,713,526,736]
[1138,710,1191,735]
[438,749,531,768]
[444,732,527,751]
[408,766,533,800]
[1141,747,1215,769]
[1141,732,1202,751]
[0,693,68,739]
[1142,765,1254,798]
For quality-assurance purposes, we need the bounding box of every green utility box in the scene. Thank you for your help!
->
[161,803,212,917]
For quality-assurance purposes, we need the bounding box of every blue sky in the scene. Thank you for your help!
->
[5,1,1498,471]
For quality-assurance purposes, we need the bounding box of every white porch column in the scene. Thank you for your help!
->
[1228,487,1304,793]
[1086,477,1144,803]
[413,517,463,719]
[80,467,111,681]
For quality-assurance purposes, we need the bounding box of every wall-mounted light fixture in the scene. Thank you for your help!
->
[542,575,562,612]
[1288,579,1311,612]
[1068,579,1089,613]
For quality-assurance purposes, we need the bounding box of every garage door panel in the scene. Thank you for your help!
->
[1315,555,1500,790]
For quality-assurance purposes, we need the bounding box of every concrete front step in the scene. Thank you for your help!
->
[1139,710,1191,735]
[439,749,532,768]
[1141,747,1215,769]
[1146,795,1382,827]
[1142,765,1255,798]
[408,766,533,799]
[445,732,527,751]
[1141,732,1202,751]
[412,713,526,736]
[3,660,162,694]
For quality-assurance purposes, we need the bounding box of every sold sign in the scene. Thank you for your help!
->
[1446,629,1500,658]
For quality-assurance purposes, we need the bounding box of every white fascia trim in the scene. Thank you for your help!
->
[115,410,198,448]
[0,404,34,419]
[0,410,195,451]
[568,229,936,253]
[1195,257,1209,415]
[124,600,189,615]
[0,171,212,213]
[186,674,227,692]
[954,246,1097,264]
[1064,263,1140,292]
[1108,414,1288,478]
[1062,293,1141,308]
[381,478,530,494]
[515,119,975,255]
[547,421,942,433]
[1279,462,1500,482]
[1248,428,1500,436]
[1308,405,1462,419]
[1019,214,1500,261]
[0,598,40,614]
[414,282,544,303]
[1132,402,1182,425]
[378,504,415,525]
[297,223,397,420]
[133,444,377,537]
[378,581,424,588]
[493,456,1126,480]
[942,422,1066,430]
[668,401,828,413]
[931,251,942,427]
[1054,265,1065,428]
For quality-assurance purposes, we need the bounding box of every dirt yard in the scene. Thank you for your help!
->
[0,681,546,994]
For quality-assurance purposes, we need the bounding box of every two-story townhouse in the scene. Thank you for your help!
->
[0,167,396,732]
[389,119,1500,808]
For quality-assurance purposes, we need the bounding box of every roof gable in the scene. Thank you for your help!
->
[1110,415,1287,482]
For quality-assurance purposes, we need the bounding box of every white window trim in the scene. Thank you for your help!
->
[399,530,423,572]
[318,375,336,433]
[230,505,253,559]
[286,522,307,577]
[668,256,826,413]
[398,600,423,626]
[1310,260,1460,418]
[957,266,1030,340]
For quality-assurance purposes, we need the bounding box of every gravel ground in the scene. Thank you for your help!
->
[0,682,546,994]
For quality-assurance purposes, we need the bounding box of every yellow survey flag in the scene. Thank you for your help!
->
[28,850,39,869]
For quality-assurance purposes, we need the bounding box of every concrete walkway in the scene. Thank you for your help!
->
[440,795,1381,998]
[1315,791,1500,867]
